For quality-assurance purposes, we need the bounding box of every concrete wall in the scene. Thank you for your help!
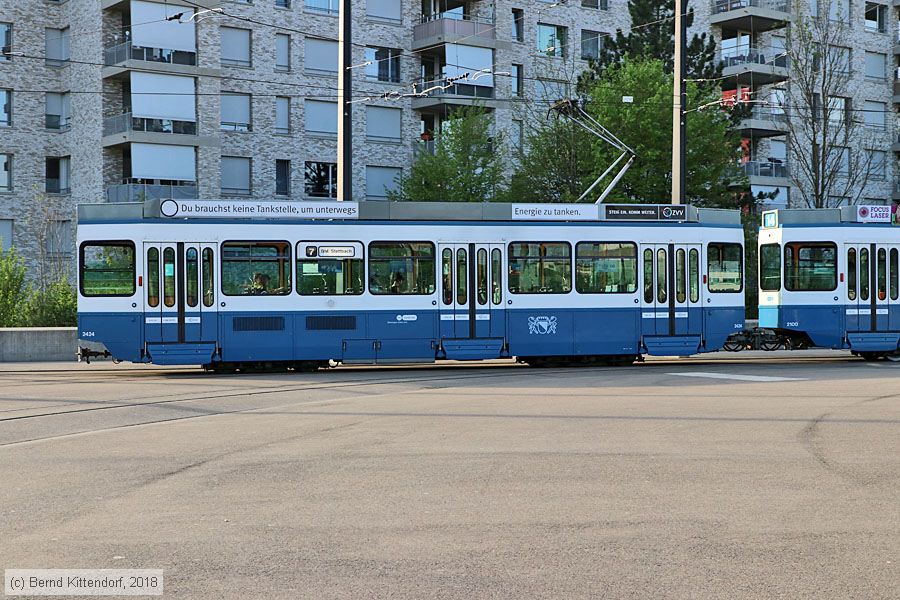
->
[0,327,77,362]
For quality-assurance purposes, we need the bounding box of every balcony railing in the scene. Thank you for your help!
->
[712,0,789,14]
[105,182,198,202]
[103,112,198,137]
[104,41,197,67]
[414,138,437,155]
[413,78,495,99]
[718,45,789,68]
[742,160,789,178]
[45,179,71,194]
[414,14,496,42]
[45,114,71,131]
[305,0,338,15]
[747,106,789,121]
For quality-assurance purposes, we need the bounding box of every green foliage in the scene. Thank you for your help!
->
[23,279,77,327]
[388,104,505,202]
[0,245,28,327]
[585,58,746,207]
[505,120,596,203]
[579,0,720,88]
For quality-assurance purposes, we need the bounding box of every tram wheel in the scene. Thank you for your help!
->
[860,352,885,362]
[723,340,744,352]
[760,340,782,352]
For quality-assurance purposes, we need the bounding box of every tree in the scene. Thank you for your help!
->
[579,0,720,88]
[782,5,875,208]
[585,58,745,206]
[388,104,504,202]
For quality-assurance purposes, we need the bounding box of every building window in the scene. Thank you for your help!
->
[865,2,886,31]
[276,159,291,195]
[866,149,886,180]
[581,0,608,8]
[366,106,402,143]
[537,23,566,58]
[365,166,401,199]
[512,9,524,42]
[221,93,252,131]
[45,27,70,66]
[366,0,401,22]
[275,34,291,71]
[276,0,291,7]
[581,30,602,60]
[305,0,339,15]
[45,156,70,194]
[831,45,850,73]
[0,154,11,191]
[45,92,71,130]
[364,47,401,82]
[0,219,12,250]
[826,96,849,126]
[275,96,291,134]
[221,156,252,195]
[865,51,886,79]
[45,220,72,256]
[829,146,850,175]
[221,27,252,67]
[304,161,337,198]
[304,100,338,135]
[828,0,850,20]
[0,89,9,127]
[0,23,11,61]
[305,38,338,74]
[863,100,885,129]
[512,64,523,96]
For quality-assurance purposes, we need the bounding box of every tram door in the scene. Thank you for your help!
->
[845,243,898,333]
[143,242,218,344]
[640,244,703,337]
[439,243,506,340]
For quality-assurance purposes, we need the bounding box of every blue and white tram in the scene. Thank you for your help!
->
[758,207,900,359]
[76,200,746,368]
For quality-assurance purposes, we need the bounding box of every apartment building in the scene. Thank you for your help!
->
[0,0,897,275]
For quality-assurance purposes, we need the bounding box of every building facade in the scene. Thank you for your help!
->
[0,0,897,274]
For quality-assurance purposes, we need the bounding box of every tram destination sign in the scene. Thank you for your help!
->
[604,204,687,221]
[159,199,359,220]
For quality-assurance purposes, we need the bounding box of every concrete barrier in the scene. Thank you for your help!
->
[0,327,77,362]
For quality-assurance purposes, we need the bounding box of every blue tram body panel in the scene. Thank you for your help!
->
[758,208,900,355]
[76,201,747,367]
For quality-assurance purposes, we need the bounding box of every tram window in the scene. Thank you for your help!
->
[689,248,700,303]
[221,241,291,296]
[707,243,743,293]
[202,248,214,307]
[507,242,571,294]
[456,248,467,305]
[643,249,653,303]
[759,244,781,292]
[574,242,637,294]
[163,247,176,307]
[79,241,136,297]
[784,242,837,292]
[656,248,667,303]
[441,248,453,305]
[186,247,199,308]
[477,248,488,305]
[675,248,686,303]
[859,247,869,301]
[368,242,436,295]
[891,249,899,301]
[296,243,363,296]
[491,248,502,305]
[147,247,160,307]
[847,247,856,301]
[877,248,887,301]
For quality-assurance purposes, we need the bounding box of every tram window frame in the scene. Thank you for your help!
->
[163,247,176,308]
[877,248,887,301]
[441,248,453,305]
[476,248,488,306]
[707,242,743,293]
[783,242,838,292]
[689,248,700,303]
[296,241,364,296]
[859,247,869,301]
[507,241,572,295]
[367,241,436,296]
[759,244,781,292]
[185,247,199,308]
[574,242,638,295]
[79,241,136,297]
[491,248,502,305]
[202,248,214,307]
[147,247,160,307]
[847,247,857,301]
[220,240,292,297]
[456,247,468,305]
[656,248,667,303]
[891,248,899,301]
[642,248,653,303]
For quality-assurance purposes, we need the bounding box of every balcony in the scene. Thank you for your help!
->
[45,114,71,131]
[413,14,496,51]
[105,182,198,202]
[742,160,790,186]
[738,106,789,138]
[710,0,791,32]
[719,45,789,85]
[45,179,71,195]
[410,77,498,112]
[103,112,198,137]
[104,41,197,68]
[414,138,437,155]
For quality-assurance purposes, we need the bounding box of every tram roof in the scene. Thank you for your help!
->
[762,206,898,228]
[78,200,741,226]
